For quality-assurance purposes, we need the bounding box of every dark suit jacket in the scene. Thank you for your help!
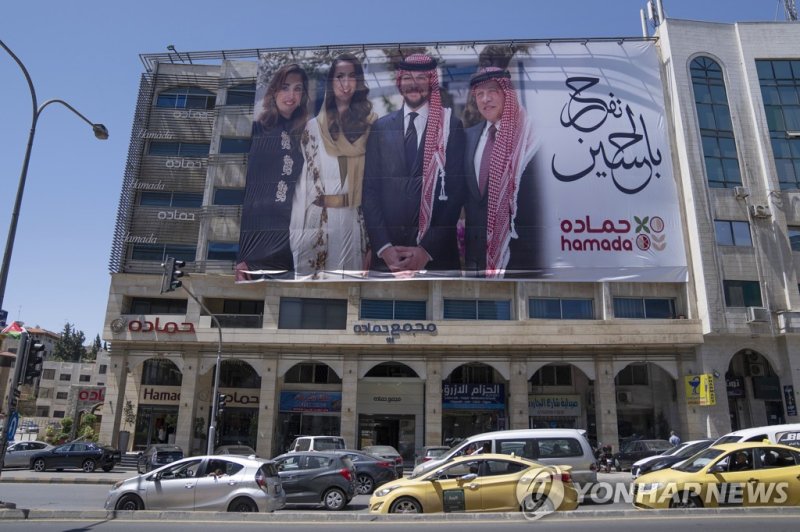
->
[463,121,542,278]
[362,108,465,273]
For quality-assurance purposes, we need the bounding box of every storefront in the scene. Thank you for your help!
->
[357,381,423,463]
[217,387,260,448]
[276,390,342,454]
[529,394,583,429]
[134,385,180,450]
[442,383,506,445]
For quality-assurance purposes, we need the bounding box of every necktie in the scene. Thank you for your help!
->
[478,124,497,196]
[405,111,419,174]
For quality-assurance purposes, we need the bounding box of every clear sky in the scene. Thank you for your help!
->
[0,0,789,342]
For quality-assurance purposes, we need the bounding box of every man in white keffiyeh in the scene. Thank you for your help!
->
[463,67,542,278]
[362,53,465,277]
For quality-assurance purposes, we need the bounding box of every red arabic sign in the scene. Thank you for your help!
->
[128,318,195,334]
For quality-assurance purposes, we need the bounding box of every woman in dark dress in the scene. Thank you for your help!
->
[236,63,310,280]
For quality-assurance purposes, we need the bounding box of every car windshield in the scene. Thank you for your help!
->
[221,446,255,455]
[367,446,397,454]
[316,439,345,451]
[714,435,741,445]
[645,441,672,452]
[674,441,710,459]
[673,448,724,472]
[428,448,447,458]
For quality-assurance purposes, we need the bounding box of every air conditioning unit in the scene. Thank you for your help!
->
[745,352,760,363]
[749,204,772,218]
[616,391,632,404]
[734,186,750,199]
[749,364,765,377]
[747,306,770,323]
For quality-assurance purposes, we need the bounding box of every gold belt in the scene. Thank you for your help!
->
[313,194,349,208]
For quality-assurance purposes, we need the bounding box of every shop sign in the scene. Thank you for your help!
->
[785,385,797,417]
[352,322,437,337]
[280,391,342,413]
[127,318,195,334]
[684,374,716,406]
[726,377,745,398]
[219,388,260,407]
[752,376,781,401]
[140,386,181,405]
[442,383,505,410]
[529,395,581,416]
[75,386,105,405]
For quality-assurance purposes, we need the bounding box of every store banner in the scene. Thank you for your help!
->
[529,395,581,416]
[785,385,797,417]
[685,374,716,406]
[237,41,685,282]
[442,383,505,410]
[279,391,342,412]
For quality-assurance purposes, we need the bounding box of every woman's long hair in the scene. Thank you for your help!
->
[323,53,372,143]
[257,63,310,139]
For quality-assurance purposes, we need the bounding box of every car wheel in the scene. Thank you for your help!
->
[669,491,703,509]
[116,494,144,511]
[322,487,347,511]
[521,493,556,516]
[356,474,374,495]
[614,458,622,472]
[102,465,113,472]
[33,459,47,472]
[82,459,97,473]
[389,496,422,514]
[228,497,258,512]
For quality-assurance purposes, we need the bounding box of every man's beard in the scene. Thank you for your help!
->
[402,89,429,109]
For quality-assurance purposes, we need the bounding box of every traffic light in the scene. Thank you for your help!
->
[24,341,45,385]
[216,393,227,416]
[160,257,185,293]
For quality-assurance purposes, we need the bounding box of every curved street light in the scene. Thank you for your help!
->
[0,38,108,313]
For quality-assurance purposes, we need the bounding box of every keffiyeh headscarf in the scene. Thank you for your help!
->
[470,67,536,277]
[396,54,450,245]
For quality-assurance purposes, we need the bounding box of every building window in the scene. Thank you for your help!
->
[529,298,593,319]
[613,298,676,319]
[443,299,511,320]
[56,392,69,400]
[38,388,52,399]
[130,244,196,262]
[213,188,245,205]
[53,410,65,418]
[723,280,763,307]
[789,226,800,251]
[141,359,183,386]
[690,56,742,188]
[364,362,419,378]
[42,369,55,380]
[79,375,91,382]
[148,141,210,157]
[207,242,239,261]
[99,365,107,375]
[128,298,188,314]
[284,363,342,384]
[219,137,251,154]
[139,191,203,208]
[530,364,573,386]
[445,363,499,384]
[216,299,264,328]
[757,60,800,190]
[220,359,261,388]
[360,299,427,320]
[225,83,256,106]
[156,86,215,110]
[714,220,752,246]
[59,374,71,382]
[279,297,347,330]
[615,364,649,385]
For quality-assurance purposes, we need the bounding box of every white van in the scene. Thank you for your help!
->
[712,423,800,448]
[411,428,597,485]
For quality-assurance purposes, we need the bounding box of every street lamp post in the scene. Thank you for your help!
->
[0,39,109,314]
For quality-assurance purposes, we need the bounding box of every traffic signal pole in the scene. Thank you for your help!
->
[0,331,30,491]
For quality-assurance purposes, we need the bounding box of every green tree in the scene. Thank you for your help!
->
[85,334,102,361]
[51,323,87,362]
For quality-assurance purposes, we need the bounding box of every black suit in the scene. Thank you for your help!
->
[463,121,542,278]
[362,108,465,273]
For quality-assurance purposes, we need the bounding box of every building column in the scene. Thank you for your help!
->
[509,358,528,430]
[175,350,200,454]
[340,357,358,448]
[256,356,278,458]
[594,357,619,452]
[194,357,216,455]
[425,358,442,446]
[100,350,128,450]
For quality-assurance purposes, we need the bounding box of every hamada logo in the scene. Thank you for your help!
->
[515,465,567,521]
[634,215,666,252]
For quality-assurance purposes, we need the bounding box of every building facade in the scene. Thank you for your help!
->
[100,17,800,458]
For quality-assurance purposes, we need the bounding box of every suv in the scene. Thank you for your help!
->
[273,451,356,510]
[137,444,184,473]
[286,436,346,453]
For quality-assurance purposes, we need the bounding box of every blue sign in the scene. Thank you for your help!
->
[6,411,19,442]
[442,383,506,410]
[279,391,342,413]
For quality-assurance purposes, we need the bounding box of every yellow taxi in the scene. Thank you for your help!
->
[633,442,800,509]
[368,453,578,514]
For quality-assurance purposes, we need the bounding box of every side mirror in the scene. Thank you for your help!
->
[460,473,478,482]
[708,464,726,474]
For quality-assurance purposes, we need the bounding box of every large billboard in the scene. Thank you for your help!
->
[236,41,686,282]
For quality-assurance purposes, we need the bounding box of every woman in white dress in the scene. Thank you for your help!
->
[291,53,377,279]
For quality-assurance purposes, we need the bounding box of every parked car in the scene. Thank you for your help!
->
[272,451,356,510]
[712,423,800,447]
[411,429,598,487]
[286,436,346,453]
[362,445,403,477]
[1,441,53,468]
[216,444,258,457]
[369,453,579,514]
[137,444,184,474]
[613,439,672,471]
[20,421,40,434]
[30,442,121,473]
[414,445,449,467]
[631,439,713,478]
[105,455,285,512]
[332,450,398,494]
[633,442,800,509]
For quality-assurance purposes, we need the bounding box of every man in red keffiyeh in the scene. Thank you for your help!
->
[463,67,542,278]
[362,53,465,277]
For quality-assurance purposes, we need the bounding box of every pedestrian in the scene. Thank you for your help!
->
[669,430,681,446]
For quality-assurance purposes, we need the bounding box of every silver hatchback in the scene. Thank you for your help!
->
[105,455,285,512]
